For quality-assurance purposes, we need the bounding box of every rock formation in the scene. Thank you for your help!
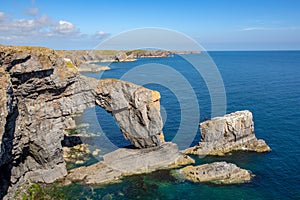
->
[0,45,164,199]
[55,49,199,70]
[55,49,172,68]
[0,45,269,199]
[183,110,270,156]
[65,142,194,185]
[95,79,163,148]
[175,162,252,184]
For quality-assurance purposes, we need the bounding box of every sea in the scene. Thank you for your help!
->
[59,51,300,199]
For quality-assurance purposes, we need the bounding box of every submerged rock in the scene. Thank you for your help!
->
[176,162,253,184]
[65,142,194,185]
[183,110,271,156]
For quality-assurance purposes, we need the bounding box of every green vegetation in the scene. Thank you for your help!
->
[66,127,79,135]
[66,152,98,171]
[125,49,147,56]
[14,181,66,200]
[98,50,121,56]
[65,61,78,71]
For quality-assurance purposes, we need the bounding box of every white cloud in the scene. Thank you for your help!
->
[24,7,39,16]
[241,27,270,31]
[0,11,109,48]
[240,26,300,31]
[97,31,106,36]
[0,12,7,22]
[51,20,80,36]
[0,12,80,39]
[94,30,109,39]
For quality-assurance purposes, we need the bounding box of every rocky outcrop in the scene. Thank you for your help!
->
[175,162,252,184]
[183,110,270,156]
[95,79,163,148]
[65,142,194,185]
[77,63,110,72]
[0,45,164,199]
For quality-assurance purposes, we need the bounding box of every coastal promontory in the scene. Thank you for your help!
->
[0,45,270,199]
[0,45,166,198]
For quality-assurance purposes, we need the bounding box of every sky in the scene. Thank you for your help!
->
[0,0,300,50]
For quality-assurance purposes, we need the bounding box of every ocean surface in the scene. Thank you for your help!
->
[63,51,300,199]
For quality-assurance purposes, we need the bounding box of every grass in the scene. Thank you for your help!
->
[14,181,66,200]
[98,50,121,56]
[65,61,78,71]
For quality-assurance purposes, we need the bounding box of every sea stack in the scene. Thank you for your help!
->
[183,110,271,156]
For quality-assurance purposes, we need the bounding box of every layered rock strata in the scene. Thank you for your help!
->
[184,110,270,156]
[56,50,172,68]
[65,142,194,185]
[0,46,163,198]
[176,162,252,184]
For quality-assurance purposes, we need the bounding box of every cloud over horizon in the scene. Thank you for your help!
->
[240,26,300,31]
[0,10,109,49]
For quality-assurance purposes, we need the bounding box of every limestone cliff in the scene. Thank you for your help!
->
[0,45,164,199]
[183,110,270,156]
[55,50,172,68]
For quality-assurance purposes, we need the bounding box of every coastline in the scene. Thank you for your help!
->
[0,45,272,199]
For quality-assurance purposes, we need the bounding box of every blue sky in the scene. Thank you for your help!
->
[0,0,300,50]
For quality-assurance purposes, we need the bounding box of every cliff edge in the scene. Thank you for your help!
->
[0,45,164,199]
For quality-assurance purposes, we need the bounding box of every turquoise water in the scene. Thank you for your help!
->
[68,51,300,199]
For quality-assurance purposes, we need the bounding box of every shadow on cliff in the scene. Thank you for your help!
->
[0,105,19,199]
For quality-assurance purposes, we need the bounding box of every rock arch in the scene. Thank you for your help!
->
[94,78,164,148]
[0,46,164,198]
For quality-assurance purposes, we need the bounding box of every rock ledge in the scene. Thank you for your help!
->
[65,142,194,185]
[176,162,253,184]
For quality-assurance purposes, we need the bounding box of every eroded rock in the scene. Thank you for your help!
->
[95,79,163,148]
[65,142,194,185]
[183,110,271,156]
[176,162,253,184]
[0,45,164,199]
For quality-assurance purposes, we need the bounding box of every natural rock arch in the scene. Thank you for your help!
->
[94,78,164,148]
[0,46,164,198]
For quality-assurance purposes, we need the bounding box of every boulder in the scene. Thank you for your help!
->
[176,162,253,184]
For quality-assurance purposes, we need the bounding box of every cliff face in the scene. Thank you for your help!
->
[0,46,163,199]
[55,50,171,67]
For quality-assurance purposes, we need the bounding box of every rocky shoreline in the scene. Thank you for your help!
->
[64,142,194,185]
[0,45,164,199]
[57,49,199,72]
[0,45,269,199]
